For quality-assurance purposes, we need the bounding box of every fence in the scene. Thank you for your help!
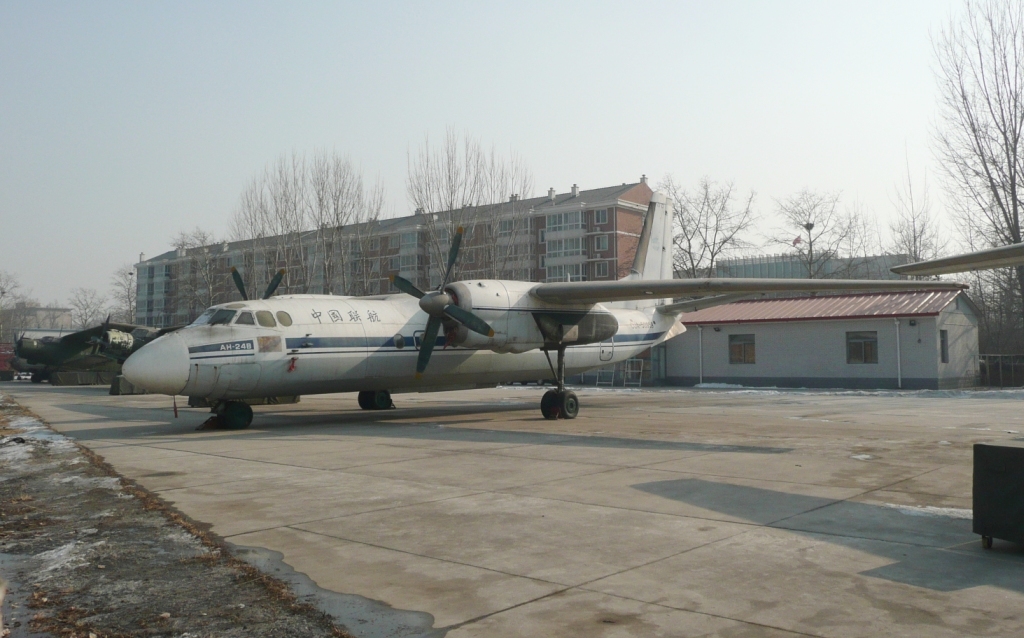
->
[979,354,1024,387]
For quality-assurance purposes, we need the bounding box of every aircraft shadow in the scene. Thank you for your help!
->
[632,478,1024,593]
[51,400,791,455]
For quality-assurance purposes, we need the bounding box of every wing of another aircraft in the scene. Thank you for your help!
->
[529,277,966,306]
[891,243,1024,276]
[55,322,141,348]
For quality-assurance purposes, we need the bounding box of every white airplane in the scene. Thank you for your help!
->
[123,194,966,429]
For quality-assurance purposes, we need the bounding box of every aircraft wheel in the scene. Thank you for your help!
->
[222,402,253,429]
[540,390,560,420]
[559,391,579,420]
[31,373,43,384]
[372,390,393,410]
[357,391,374,410]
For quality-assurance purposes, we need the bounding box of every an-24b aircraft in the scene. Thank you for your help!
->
[123,194,966,429]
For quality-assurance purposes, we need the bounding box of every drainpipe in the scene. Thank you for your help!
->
[894,318,902,389]
[698,325,704,385]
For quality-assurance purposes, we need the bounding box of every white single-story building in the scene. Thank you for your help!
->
[661,290,979,390]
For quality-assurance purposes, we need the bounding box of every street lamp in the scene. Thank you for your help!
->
[803,222,815,278]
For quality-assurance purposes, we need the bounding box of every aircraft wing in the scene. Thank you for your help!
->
[529,278,966,306]
[891,243,1024,276]
[58,322,140,348]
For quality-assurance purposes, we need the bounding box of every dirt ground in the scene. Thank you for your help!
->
[0,391,352,638]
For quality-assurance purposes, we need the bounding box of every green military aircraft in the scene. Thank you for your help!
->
[12,318,178,383]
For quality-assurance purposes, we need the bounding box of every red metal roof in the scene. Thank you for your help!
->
[679,290,966,325]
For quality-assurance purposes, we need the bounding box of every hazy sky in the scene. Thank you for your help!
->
[1,0,962,304]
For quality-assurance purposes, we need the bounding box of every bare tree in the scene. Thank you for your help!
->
[772,190,875,278]
[407,129,532,284]
[888,159,946,267]
[0,270,20,343]
[662,176,756,279]
[173,227,222,319]
[345,182,387,296]
[68,288,107,328]
[39,302,69,330]
[473,149,535,280]
[108,264,137,323]
[935,0,1024,312]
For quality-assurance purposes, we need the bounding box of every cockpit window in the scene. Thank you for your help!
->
[255,311,277,328]
[190,309,217,326]
[235,311,255,325]
[276,311,293,327]
[209,309,237,325]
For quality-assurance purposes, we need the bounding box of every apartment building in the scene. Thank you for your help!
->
[136,178,654,326]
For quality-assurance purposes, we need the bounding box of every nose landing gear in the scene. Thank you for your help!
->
[541,346,579,420]
[358,390,394,410]
[196,400,254,430]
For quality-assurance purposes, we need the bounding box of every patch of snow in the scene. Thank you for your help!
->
[884,504,973,519]
[56,476,122,491]
[850,454,875,461]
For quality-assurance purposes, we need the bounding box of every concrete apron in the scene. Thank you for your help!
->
[6,383,1024,638]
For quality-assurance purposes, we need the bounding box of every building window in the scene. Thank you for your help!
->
[847,331,878,364]
[547,211,582,232]
[546,238,584,259]
[594,208,608,225]
[729,334,756,364]
[389,256,400,271]
[595,261,609,278]
[539,230,546,243]
[401,232,418,249]
[594,235,609,251]
[164,265,172,277]
[498,219,515,236]
[400,254,417,269]
[940,329,949,363]
[546,264,584,282]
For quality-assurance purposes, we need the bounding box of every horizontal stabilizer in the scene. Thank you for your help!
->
[891,243,1024,276]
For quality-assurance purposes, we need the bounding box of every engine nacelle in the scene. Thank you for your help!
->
[444,280,619,354]
[101,329,136,360]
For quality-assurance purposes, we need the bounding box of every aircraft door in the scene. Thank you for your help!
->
[600,339,614,362]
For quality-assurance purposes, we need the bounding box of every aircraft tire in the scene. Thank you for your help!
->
[540,390,560,419]
[372,390,393,410]
[357,391,374,410]
[30,373,43,384]
[559,391,579,420]
[222,402,253,429]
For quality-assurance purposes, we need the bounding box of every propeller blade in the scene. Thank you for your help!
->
[91,314,112,355]
[416,316,442,376]
[443,304,495,337]
[230,267,249,301]
[440,226,464,288]
[263,269,286,299]
[391,275,426,299]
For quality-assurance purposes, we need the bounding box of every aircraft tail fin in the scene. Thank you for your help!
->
[623,192,672,282]
[610,192,673,308]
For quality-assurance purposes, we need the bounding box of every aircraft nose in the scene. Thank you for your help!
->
[122,333,190,395]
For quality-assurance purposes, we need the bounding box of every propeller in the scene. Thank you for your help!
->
[390,226,494,377]
[230,267,286,300]
[89,314,112,355]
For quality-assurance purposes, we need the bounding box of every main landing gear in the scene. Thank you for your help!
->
[540,346,579,420]
[358,390,394,410]
[197,400,254,430]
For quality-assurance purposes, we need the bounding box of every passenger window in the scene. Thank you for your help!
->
[256,311,277,328]
[209,309,237,325]
[235,312,255,325]
[276,311,293,327]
